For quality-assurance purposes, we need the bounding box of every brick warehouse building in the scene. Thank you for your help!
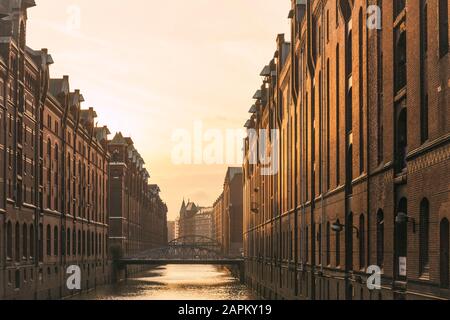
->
[243,0,449,300]
[213,167,243,256]
[178,201,214,240]
[108,133,168,261]
[0,0,167,299]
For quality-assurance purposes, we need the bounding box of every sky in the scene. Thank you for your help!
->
[27,0,291,220]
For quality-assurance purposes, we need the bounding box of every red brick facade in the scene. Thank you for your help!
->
[213,168,244,256]
[0,1,167,299]
[108,133,167,259]
[243,0,449,300]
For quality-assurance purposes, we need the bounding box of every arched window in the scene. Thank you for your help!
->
[15,223,20,262]
[394,30,407,92]
[46,225,51,256]
[67,228,71,256]
[420,0,429,144]
[30,224,35,259]
[92,231,96,256]
[83,231,86,255]
[358,8,364,174]
[440,218,449,288]
[78,230,81,255]
[394,0,406,17]
[336,44,341,186]
[317,224,322,265]
[336,219,341,267]
[54,143,59,161]
[439,0,449,58]
[346,89,353,135]
[73,229,77,256]
[54,226,59,256]
[395,108,408,173]
[23,224,28,260]
[305,226,309,263]
[395,198,408,278]
[87,231,91,256]
[376,210,385,268]
[326,222,331,265]
[346,29,353,77]
[359,214,365,269]
[7,221,12,259]
[39,223,43,262]
[47,138,51,156]
[346,144,353,195]
[419,199,430,274]
[346,212,354,269]
[61,228,65,256]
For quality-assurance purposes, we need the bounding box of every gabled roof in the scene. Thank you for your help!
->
[26,47,54,67]
[110,132,128,145]
[185,202,197,212]
[0,0,36,15]
[253,90,262,100]
[49,79,64,96]
[248,104,257,113]
[260,65,271,77]
[49,76,69,97]
[125,137,134,146]
[94,126,110,142]
[149,184,160,194]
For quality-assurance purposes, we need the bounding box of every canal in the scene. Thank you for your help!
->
[71,265,256,300]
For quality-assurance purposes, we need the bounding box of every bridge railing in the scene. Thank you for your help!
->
[120,235,246,261]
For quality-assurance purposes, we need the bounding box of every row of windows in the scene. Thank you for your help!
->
[246,197,449,286]
[4,222,108,262]
[251,0,448,218]
[8,262,108,291]
[45,127,106,170]
[305,0,448,190]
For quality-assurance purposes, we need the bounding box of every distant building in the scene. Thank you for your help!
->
[167,221,176,242]
[195,207,214,239]
[174,216,180,239]
[213,193,224,248]
[178,200,214,240]
[223,168,243,256]
[213,168,243,256]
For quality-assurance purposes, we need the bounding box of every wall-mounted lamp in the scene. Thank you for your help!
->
[395,212,416,233]
[331,222,360,239]
[331,222,344,233]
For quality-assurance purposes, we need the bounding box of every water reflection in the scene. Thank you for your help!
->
[73,265,256,300]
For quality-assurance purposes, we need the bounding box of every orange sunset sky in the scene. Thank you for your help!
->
[27,0,291,220]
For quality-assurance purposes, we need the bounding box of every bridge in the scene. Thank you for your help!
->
[114,236,245,282]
